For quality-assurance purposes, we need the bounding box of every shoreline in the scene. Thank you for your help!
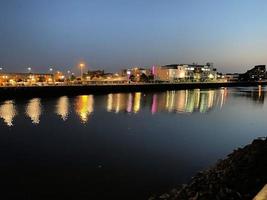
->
[150,137,267,200]
[0,81,265,99]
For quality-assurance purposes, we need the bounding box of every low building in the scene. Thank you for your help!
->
[224,73,240,82]
[54,71,65,82]
[122,67,153,82]
[0,72,54,86]
[86,70,105,79]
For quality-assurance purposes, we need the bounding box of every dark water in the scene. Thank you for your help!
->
[0,87,266,199]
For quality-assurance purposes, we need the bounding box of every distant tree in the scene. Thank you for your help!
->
[140,73,149,82]
[129,74,135,82]
[70,75,76,81]
[147,74,154,81]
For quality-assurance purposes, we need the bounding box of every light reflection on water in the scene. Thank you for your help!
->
[56,96,69,121]
[0,87,264,127]
[0,100,17,126]
[25,98,42,124]
[74,95,94,123]
[0,86,265,200]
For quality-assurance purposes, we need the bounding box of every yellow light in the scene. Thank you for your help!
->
[26,98,42,124]
[133,92,141,113]
[208,74,214,79]
[56,96,69,121]
[0,100,17,126]
[75,95,94,123]
[254,184,267,200]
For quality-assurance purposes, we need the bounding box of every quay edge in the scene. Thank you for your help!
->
[0,81,266,99]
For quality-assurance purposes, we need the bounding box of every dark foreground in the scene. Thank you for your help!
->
[151,138,267,200]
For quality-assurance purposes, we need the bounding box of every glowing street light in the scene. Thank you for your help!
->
[79,63,85,80]
[67,70,71,81]
[49,67,53,72]
[27,67,32,73]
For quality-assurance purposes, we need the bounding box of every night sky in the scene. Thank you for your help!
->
[1,0,267,73]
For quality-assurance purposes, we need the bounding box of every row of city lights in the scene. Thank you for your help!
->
[0,63,86,76]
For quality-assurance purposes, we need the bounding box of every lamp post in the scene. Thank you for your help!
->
[79,63,85,81]
[48,67,54,84]
[27,67,32,73]
[27,67,32,85]
[67,70,71,83]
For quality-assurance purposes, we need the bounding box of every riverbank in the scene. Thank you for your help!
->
[0,81,266,99]
[150,137,267,200]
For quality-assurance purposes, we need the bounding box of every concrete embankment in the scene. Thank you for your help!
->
[0,81,265,99]
[150,138,267,200]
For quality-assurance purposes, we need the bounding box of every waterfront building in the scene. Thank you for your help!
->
[239,65,266,81]
[85,70,105,80]
[224,73,240,82]
[81,69,127,83]
[154,65,187,82]
[0,72,54,86]
[154,63,217,82]
[121,67,152,82]
[54,71,65,82]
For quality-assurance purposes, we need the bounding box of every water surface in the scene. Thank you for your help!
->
[0,87,266,199]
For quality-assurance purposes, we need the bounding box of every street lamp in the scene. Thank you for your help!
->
[67,70,71,82]
[79,63,85,81]
[49,67,53,73]
[27,67,32,73]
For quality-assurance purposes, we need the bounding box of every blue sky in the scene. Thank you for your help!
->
[0,0,267,73]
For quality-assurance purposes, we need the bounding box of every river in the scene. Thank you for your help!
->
[0,86,265,199]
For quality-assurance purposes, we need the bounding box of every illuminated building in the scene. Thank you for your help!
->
[154,63,217,82]
[121,67,152,82]
[224,73,240,82]
[0,72,53,86]
[54,71,65,82]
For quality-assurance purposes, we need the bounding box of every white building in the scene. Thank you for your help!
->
[154,63,217,82]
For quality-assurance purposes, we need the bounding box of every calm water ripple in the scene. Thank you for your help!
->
[0,87,265,199]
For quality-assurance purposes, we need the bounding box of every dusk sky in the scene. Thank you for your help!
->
[1,0,267,73]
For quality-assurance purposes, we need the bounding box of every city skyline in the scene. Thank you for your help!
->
[1,0,267,73]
